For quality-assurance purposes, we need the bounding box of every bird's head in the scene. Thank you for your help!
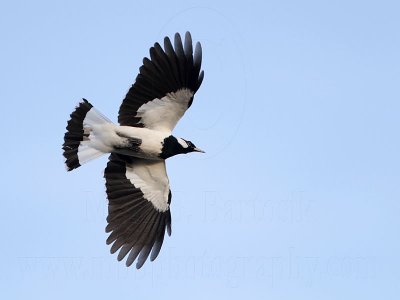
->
[160,136,205,159]
[177,138,205,154]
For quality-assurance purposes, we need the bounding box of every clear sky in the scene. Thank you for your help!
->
[1,0,400,299]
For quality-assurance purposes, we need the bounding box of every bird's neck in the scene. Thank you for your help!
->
[159,135,185,159]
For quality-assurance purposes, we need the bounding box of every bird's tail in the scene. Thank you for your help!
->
[63,99,112,171]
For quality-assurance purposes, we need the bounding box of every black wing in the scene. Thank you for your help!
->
[118,31,204,131]
[104,154,172,269]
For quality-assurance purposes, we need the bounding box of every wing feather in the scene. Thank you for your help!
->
[104,154,172,268]
[118,32,204,130]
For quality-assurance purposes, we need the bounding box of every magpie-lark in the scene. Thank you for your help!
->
[62,32,204,269]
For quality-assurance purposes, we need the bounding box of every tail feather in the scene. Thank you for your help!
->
[76,145,105,165]
[63,99,110,171]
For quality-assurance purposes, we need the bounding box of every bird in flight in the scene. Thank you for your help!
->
[62,32,204,269]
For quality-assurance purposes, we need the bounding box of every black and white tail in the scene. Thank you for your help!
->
[63,99,112,171]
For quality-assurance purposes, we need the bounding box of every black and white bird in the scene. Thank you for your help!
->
[62,32,204,269]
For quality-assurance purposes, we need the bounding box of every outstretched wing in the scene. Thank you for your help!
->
[118,31,204,131]
[104,154,172,269]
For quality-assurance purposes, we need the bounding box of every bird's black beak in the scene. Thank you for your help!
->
[193,147,205,153]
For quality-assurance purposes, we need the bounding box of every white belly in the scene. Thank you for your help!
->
[113,125,170,159]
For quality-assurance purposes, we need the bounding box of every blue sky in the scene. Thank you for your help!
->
[1,0,400,299]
